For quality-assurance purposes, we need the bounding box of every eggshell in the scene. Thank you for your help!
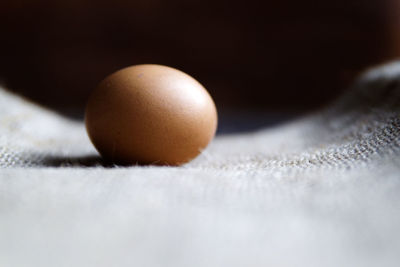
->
[85,64,217,166]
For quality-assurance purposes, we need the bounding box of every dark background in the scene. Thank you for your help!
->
[1,0,399,119]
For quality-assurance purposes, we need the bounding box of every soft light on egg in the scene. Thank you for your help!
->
[85,64,217,166]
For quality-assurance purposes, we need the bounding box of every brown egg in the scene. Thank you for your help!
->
[85,64,218,166]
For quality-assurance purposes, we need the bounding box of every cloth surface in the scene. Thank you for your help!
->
[1,62,400,267]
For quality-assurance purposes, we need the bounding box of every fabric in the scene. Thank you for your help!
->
[1,62,400,267]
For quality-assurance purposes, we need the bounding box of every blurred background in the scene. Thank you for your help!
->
[1,0,399,131]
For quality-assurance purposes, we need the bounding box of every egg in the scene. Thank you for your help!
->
[85,64,218,166]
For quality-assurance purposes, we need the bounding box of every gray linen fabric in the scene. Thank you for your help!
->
[1,62,400,267]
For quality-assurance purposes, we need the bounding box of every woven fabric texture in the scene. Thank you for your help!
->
[1,62,400,267]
